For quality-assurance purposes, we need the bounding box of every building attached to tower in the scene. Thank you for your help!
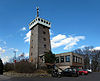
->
[29,8,51,67]
[28,8,84,69]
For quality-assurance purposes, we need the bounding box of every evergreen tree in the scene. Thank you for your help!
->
[0,58,3,75]
[44,51,55,64]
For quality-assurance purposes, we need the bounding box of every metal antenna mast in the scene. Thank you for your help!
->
[36,7,39,17]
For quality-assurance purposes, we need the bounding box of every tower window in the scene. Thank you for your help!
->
[38,18,40,21]
[43,31,46,34]
[32,22,34,24]
[41,19,43,22]
[44,21,46,23]
[44,44,46,48]
[46,22,48,24]
[31,53,33,56]
[43,38,46,41]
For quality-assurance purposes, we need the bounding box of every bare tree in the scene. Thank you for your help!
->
[91,51,100,72]
[73,46,94,69]
[73,46,100,71]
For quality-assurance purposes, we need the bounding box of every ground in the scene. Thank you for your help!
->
[0,72,100,81]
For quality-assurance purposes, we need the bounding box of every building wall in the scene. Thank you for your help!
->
[72,53,84,67]
[29,25,39,64]
[29,24,51,65]
[55,52,84,69]
[38,24,51,56]
[55,52,73,66]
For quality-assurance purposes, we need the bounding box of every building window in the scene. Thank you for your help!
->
[60,56,64,63]
[56,57,59,63]
[43,31,46,34]
[73,55,75,62]
[81,58,82,63]
[43,38,46,41]
[44,52,47,54]
[78,57,80,63]
[44,44,46,48]
[76,56,78,63]
[65,55,70,62]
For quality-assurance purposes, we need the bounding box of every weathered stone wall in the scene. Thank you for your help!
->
[29,24,51,66]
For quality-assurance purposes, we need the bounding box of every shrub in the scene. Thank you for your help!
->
[44,51,55,64]
[15,60,36,73]
[4,63,14,72]
[46,69,53,74]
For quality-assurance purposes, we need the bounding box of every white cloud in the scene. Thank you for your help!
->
[79,45,87,49]
[24,53,29,57]
[93,47,100,50]
[24,31,31,43]
[15,49,19,52]
[0,47,2,50]
[8,48,14,50]
[18,53,29,58]
[0,47,5,53]
[20,27,27,31]
[51,34,85,50]
[8,48,19,52]
[1,56,10,63]
[51,34,66,43]
[2,49,5,53]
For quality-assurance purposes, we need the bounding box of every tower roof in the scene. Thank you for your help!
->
[29,17,51,30]
[29,7,51,30]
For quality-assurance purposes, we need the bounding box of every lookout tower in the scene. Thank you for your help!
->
[29,7,51,68]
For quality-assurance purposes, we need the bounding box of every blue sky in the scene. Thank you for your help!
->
[0,0,100,63]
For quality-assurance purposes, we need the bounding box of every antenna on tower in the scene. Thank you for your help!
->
[36,7,39,17]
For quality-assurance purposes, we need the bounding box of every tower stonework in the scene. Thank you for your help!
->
[29,9,51,67]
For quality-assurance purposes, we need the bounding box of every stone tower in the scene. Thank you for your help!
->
[29,7,51,68]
